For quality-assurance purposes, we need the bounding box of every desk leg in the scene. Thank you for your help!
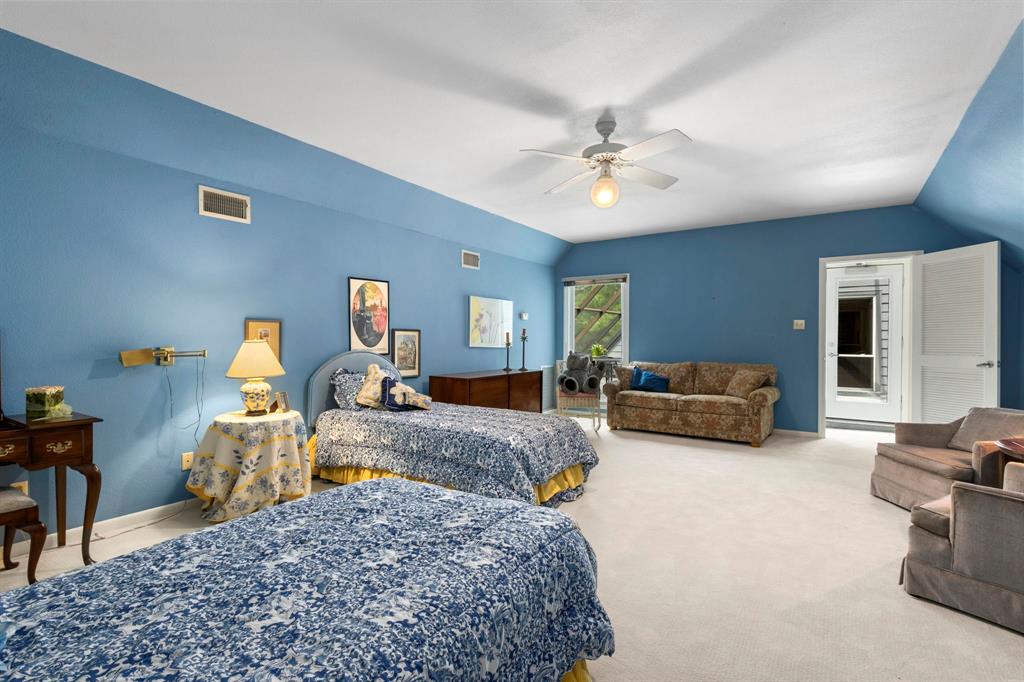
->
[55,465,67,547]
[72,463,101,565]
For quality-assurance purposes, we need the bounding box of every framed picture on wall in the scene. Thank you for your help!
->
[392,329,421,378]
[349,277,390,354]
[244,319,282,361]
[469,295,513,348]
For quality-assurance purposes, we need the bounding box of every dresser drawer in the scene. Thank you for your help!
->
[31,429,85,464]
[0,436,29,465]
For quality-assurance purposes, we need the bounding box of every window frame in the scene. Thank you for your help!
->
[562,273,629,363]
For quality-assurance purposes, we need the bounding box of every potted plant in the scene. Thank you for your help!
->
[590,343,607,358]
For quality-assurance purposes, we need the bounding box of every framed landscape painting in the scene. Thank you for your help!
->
[349,277,390,354]
[392,329,421,378]
[469,295,513,348]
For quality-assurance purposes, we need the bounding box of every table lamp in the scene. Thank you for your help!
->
[226,340,285,416]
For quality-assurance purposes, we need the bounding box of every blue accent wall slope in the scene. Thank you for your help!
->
[0,31,565,527]
[555,207,1019,433]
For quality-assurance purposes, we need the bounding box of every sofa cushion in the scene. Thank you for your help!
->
[911,495,952,537]
[616,390,677,411]
[947,407,1024,452]
[724,369,769,399]
[675,395,750,416]
[636,370,670,392]
[618,362,695,395]
[876,443,974,481]
[696,362,777,395]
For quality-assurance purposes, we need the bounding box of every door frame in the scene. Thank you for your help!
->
[817,251,921,437]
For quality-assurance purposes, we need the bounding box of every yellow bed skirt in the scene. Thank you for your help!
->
[307,434,585,505]
[563,660,591,682]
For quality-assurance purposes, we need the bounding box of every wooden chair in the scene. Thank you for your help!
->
[0,487,46,584]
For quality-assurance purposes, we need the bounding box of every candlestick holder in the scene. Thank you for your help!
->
[503,341,512,372]
[518,334,528,371]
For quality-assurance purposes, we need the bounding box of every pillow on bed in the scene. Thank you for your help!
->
[381,377,433,411]
[355,364,388,409]
[330,369,365,410]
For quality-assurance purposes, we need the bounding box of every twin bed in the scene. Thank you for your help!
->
[0,352,612,679]
[306,351,600,507]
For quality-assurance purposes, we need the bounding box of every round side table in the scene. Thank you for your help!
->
[186,410,310,522]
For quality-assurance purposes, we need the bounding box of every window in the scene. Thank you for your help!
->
[563,274,628,361]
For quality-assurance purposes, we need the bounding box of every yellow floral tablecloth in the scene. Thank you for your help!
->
[186,410,310,522]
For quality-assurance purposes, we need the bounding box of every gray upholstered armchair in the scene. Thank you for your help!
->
[902,463,1024,633]
[872,407,1024,510]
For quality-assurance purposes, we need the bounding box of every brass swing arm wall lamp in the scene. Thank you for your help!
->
[119,347,208,368]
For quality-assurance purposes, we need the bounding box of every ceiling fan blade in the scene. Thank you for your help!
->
[616,165,678,190]
[545,169,598,194]
[521,148,588,162]
[618,129,692,161]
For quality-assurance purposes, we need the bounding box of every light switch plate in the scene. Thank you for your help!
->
[793,319,806,330]
[181,451,194,471]
[519,312,529,320]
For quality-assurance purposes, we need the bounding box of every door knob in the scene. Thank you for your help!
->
[976,361,995,368]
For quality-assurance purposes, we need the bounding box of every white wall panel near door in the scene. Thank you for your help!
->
[912,242,1000,422]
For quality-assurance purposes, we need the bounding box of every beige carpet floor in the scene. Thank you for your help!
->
[2,426,1021,681]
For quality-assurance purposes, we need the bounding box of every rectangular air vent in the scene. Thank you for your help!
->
[199,185,251,223]
[461,249,480,270]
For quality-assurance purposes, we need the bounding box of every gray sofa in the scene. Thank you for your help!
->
[872,407,1024,510]
[902,462,1024,634]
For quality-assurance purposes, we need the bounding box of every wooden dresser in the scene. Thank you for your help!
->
[429,370,542,412]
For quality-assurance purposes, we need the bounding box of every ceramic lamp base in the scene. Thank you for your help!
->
[240,378,272,416]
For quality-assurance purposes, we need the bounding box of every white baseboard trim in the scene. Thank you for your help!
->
[774,428,821,438]
[10,497,203,558]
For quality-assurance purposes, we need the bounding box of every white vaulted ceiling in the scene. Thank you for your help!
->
[1,1,1020,243]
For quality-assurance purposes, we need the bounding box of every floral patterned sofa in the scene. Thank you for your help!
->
[603,362,781,446]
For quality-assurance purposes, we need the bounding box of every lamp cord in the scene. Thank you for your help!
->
[164,356,206,450]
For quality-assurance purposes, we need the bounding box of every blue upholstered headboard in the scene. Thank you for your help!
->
[305,351,401,429]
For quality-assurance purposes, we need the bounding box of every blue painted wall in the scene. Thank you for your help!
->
[555,207,1000,433]
[0,31,566,527]
[915,23,1024,408]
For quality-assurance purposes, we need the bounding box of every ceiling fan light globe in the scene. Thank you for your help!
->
[590,175,620,209]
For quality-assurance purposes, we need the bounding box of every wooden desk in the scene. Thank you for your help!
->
[429,370,542,412]
[0,412,102,565]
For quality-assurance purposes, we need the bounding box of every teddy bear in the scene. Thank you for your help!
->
[558,351,602,395]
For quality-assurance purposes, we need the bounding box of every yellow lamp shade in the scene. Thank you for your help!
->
[226,340,285,380]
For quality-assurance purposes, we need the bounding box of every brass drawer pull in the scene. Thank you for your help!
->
[46,440,73,454]
[0,444,14,458]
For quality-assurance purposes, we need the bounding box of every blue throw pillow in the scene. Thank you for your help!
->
[330,369,365,410]
[630,365,644,389]
[638,370,670,393]
[380,377,413,411]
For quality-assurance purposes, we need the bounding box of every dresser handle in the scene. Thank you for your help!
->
[0,444,14,458]
[46,440,73,454]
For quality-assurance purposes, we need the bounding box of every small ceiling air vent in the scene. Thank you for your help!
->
[461,249,481,270]
[199,185,251,224]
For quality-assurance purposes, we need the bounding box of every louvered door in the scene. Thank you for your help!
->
[911,242,1000,422]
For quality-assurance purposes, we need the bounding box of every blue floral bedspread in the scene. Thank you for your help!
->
[0,479,614,680]
[315,403,599,505]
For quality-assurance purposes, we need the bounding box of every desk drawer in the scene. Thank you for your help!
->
[0,436,28,465]
[31,429,85,464]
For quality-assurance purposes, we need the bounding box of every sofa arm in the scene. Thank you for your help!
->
[748,386,780,411]
[950,481,1024,593]
[603,381,622,401]
[972,441,1004,487]
[895,418,964,448]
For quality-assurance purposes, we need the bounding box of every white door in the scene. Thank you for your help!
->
[912,242,1001,422]
[825,263,904,423]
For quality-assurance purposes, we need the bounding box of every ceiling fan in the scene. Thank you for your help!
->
[521,116,692,208]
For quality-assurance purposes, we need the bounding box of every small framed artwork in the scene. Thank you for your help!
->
[469,295,513,348]
[244,319,282,361]
[392,329,421,378]
[349,277,390,354]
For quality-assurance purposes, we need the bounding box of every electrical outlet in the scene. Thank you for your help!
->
[181,451,194,471]
[11,481,28,496]
[793,319,806,330]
